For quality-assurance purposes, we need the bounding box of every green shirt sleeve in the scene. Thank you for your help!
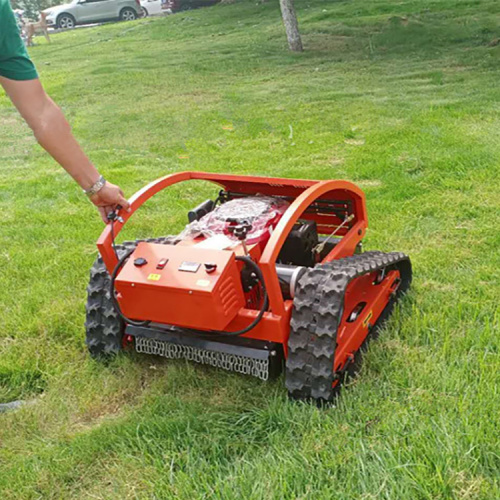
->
[0,0,38,81]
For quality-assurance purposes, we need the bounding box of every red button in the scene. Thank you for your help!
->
[156,258,169,270]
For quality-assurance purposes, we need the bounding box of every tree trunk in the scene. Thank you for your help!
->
[278,0,303,52]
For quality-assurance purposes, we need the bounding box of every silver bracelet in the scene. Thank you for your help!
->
[84,175,106,197]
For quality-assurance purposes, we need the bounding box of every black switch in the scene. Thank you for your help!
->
[134,257,148,267]
[204,263,217,274]
[157,258,169,270]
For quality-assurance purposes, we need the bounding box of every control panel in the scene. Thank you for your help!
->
[114,242,245,330]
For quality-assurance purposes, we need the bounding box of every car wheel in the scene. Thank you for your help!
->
[120,8,137,21]
[57,13,76,29]
[141,6,148,17]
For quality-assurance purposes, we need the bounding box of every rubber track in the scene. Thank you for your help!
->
[85,237,176,357]
[285,251,412,403]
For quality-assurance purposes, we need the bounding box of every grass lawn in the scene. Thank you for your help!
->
[0,0,499,497]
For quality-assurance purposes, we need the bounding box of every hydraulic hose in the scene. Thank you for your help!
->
[209,255,269,336]
[110,248,151,327]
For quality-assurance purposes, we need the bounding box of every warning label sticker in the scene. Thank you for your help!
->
[362,311,373,328]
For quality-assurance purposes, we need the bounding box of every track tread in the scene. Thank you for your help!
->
[285,251,412,403]
[84,237,175,358]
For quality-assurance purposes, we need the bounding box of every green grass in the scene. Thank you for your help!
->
[1,0,499,497]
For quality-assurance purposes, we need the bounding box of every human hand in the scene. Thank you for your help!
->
[89,181,131,223]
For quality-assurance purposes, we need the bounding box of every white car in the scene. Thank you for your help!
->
[140,0,163,16]
[44,0,142,30]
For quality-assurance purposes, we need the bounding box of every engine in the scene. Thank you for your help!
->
[179,195,289,247]
[182,194,321,299]
[114,194,322,332]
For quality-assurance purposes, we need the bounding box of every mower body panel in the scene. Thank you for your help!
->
[115,242,245,330]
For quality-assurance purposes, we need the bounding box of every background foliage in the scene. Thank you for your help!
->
[11,0,61,20]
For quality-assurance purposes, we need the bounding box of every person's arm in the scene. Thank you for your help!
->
[0,75,130,223]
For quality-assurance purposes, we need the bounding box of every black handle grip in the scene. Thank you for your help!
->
[188,199,215,223]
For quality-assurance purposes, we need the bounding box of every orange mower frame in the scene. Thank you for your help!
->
[89,171,411,402]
